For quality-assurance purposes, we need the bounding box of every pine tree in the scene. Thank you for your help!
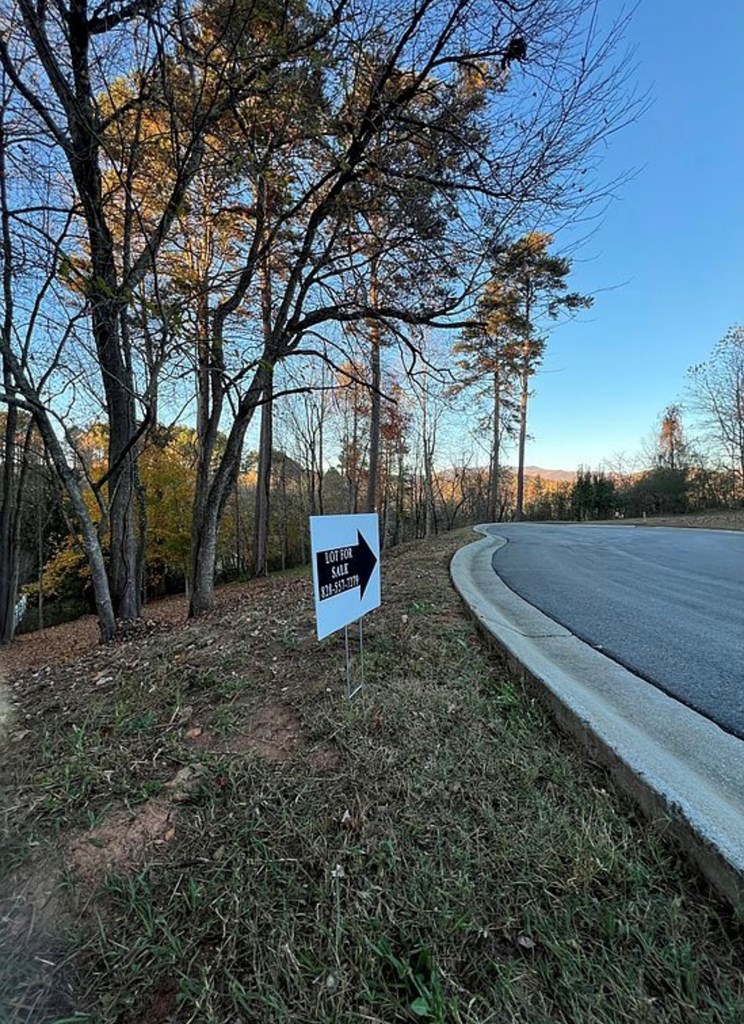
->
[454,281,522,521]
[485,234,592,520]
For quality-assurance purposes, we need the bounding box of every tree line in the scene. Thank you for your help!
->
[521,326,744,523]
[3,320,741,636]
[0,0,641,642]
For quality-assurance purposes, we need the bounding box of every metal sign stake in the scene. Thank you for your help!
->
[344,617,365,699]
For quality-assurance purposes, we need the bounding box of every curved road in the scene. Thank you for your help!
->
[488,524,744,739]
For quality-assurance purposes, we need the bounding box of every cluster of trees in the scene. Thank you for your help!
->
[1,395,540,636]
[686,327,744,497]
[5,310,740,637]
[519,325,744,523]
[454,232,591,522]
[624,329,744,517]
[0,0,637,642]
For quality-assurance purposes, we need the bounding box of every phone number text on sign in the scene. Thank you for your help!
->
[320,573,360,600]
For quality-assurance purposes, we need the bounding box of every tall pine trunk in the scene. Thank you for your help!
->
[365,262,381,513]
[514,341,530,522]
[489,368,501,522]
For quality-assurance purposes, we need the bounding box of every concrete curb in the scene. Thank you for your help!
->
[451,526,744,908]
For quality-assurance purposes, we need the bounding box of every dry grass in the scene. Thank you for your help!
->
[1,530,742,1023]
[614,509,744,532]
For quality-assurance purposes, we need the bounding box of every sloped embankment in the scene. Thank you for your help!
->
[2,531,743,1023]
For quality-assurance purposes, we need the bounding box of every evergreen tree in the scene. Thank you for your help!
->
[480,234,592,520]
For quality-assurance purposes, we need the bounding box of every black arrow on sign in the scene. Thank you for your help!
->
[316,531,378,601]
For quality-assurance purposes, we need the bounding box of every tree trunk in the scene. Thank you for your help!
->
[5,395,116,641]
[106,377,140,619]
[279,456,287,571]
[253,370,273,576]
[0,378,19,644]
[366,263,381,512]
[190,268,225,610]
[421,375,436,538]
[37,478,44,632]
[395,448,405,544]
[299,472,307,564]
[189,371,265,616]
[350,405,359,513]
[381,449,392,548]
[190,505,220,617]
[490,368,501,522]
[423,440,436,539]
[0,72,116,640]
[514,343,530,522]
[253,213,274,576]
[64,9,141,621]
[234,483,242,575]
[124,306,148,610]
[134,471,147,608]
[317,403,325,515]
[0,107,24,643]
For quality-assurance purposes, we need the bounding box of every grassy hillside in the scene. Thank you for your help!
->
[1,530,742,1023]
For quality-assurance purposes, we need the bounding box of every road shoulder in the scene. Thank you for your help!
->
[451,526,744,908]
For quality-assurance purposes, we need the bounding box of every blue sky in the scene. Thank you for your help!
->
[522,0,744,471]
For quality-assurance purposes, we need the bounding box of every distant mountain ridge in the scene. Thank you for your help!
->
[437,465,576,482]
[523,466,575,482]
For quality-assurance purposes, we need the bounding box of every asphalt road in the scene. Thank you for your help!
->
[488,524,744,739]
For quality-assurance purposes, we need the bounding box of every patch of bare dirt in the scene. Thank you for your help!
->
[4,780,189,953]
[1,864,68,944]
[140,977,178,1024]
[190,702,301,762]
[67,799,176,887]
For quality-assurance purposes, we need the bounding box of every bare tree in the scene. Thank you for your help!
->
[0,67,118,640]
[687,327,744,499]
[654,404,690,471]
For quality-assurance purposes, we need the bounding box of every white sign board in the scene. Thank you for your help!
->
[310,513,381,640]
